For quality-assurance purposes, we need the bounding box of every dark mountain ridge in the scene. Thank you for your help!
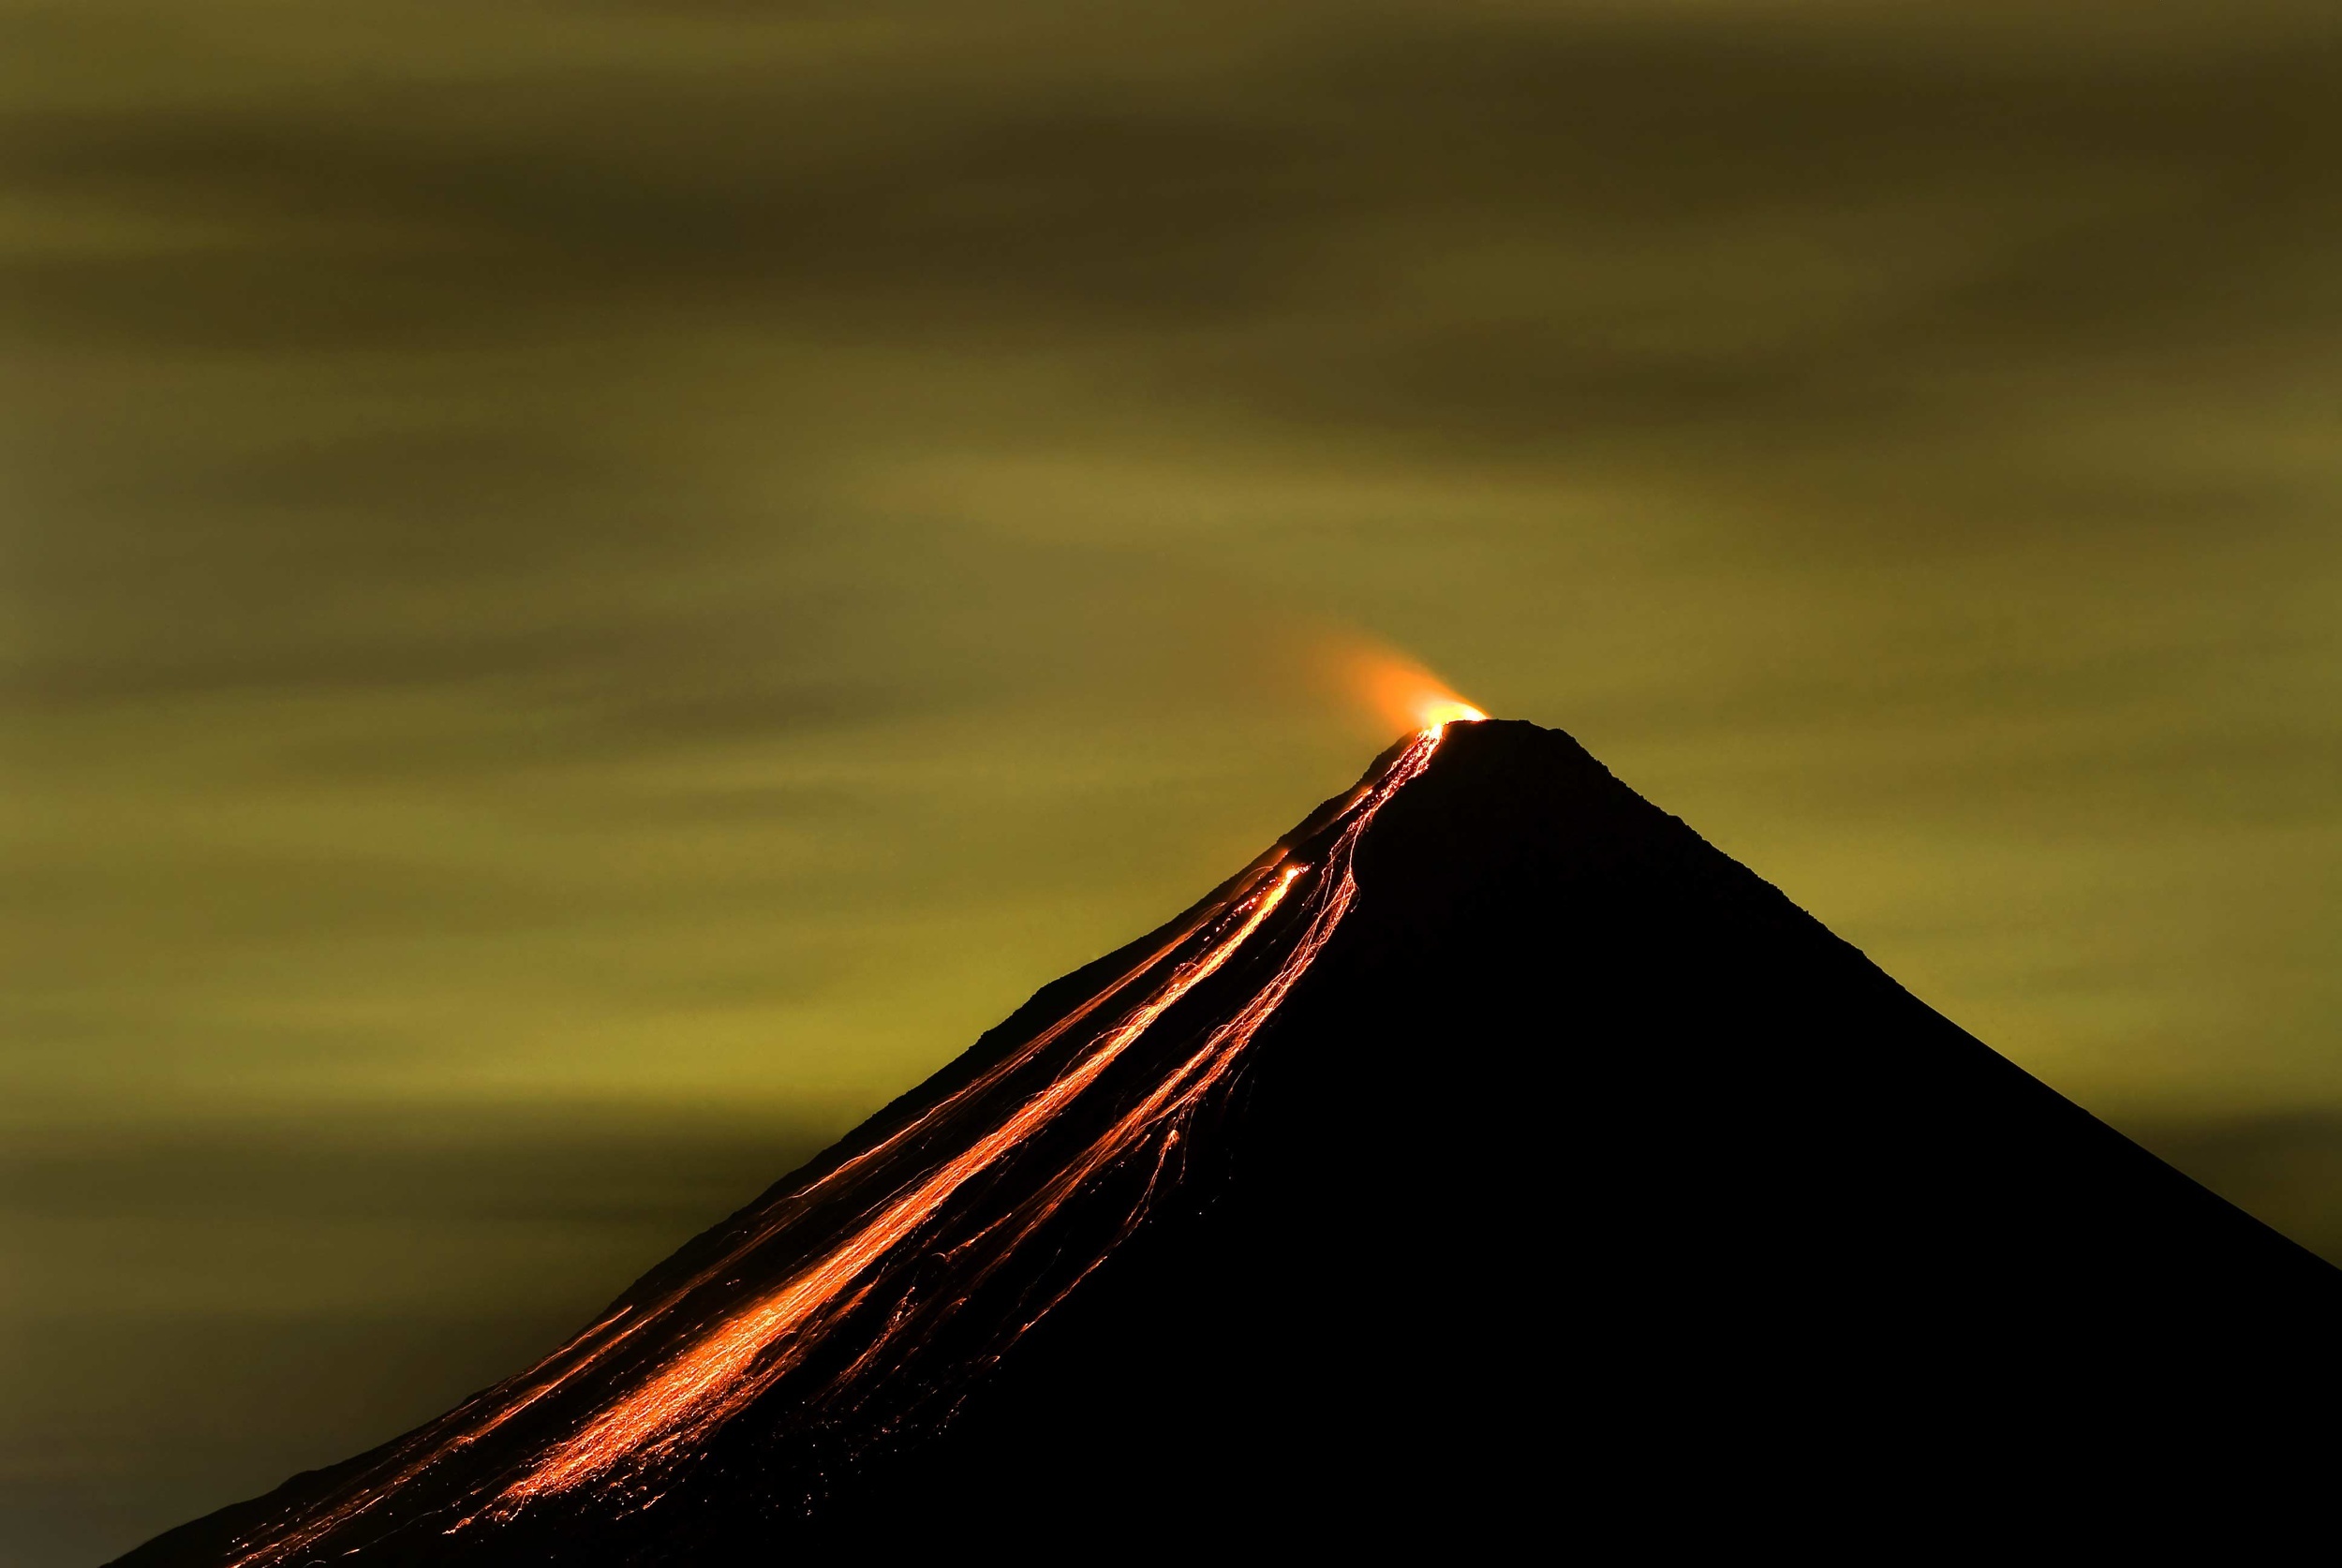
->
[118,720,2340,1561]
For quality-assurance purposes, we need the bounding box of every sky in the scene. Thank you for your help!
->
[6,1,2341,1560]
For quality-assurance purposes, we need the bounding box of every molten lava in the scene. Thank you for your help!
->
[496,866,1306,1504]
[214,718,1472,1565]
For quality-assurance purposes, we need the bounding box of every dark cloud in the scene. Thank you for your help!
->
[10,6,2335,366]
[1,1109,832,1226]
[2138,1116,2342,1266]
[1,1111,833,1566]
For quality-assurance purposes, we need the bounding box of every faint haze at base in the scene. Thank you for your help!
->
[0,1112,837,1565]
[2133,1118,2342,1270]
[4,1,2341,1562]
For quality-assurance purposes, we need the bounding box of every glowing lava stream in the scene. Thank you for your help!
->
[499,726,1449,1504]
[222,719,1462,1561]
[498,863,1307,1501]
[218,913,1235,1568]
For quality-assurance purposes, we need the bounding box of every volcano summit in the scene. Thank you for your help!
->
[119,720,2341,1561]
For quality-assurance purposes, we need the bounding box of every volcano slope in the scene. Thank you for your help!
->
[119,719,2340,1562]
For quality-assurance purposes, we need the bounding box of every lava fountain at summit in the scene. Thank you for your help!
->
[217,706,1482,1565]
[1340,643,1488,733]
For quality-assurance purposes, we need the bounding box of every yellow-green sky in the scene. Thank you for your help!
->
[7,2,2341,1560]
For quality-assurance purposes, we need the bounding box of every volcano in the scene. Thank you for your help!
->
[118,719,2341,1561]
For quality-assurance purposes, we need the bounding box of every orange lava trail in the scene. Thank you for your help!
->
[216,897,1250,1568]
[939,726,1442,1334]
[497,865,1308,1503]
[219,721,1460,1562]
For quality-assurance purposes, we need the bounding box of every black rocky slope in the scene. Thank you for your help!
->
[119,721,2340,1561]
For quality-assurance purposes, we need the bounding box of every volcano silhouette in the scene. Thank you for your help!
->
[119,719,2340,1562]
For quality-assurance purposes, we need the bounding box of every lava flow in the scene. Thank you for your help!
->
[495,864,1307,1504]
[214,717,1472,1565]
